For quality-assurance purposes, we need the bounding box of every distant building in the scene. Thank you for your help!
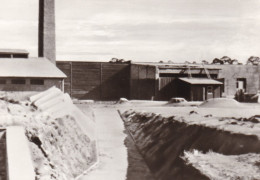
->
[0,49,29,58]
[57,61,260,101]
[177,78,222,101]
[0,57,66,92]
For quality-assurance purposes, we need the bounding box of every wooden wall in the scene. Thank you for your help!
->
[57,62,260,101]
[130,64,157,100]
[158,77,178,100]
[57,61,130,100]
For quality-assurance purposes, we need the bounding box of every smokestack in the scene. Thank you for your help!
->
[38,0,56,64]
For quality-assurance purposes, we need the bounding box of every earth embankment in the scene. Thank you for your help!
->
[121,110,260,180]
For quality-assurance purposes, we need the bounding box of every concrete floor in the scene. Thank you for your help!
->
[79,107,154,180]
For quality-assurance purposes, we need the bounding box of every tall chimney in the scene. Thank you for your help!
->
[38,0,56,64]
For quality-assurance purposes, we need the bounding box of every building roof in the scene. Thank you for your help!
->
[132,62,221,70]
[0,49,29,54]
[179,78,223,85]
[0,58,66,78]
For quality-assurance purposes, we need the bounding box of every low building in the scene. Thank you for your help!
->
[0,58,66,92]
[56,61,260,101]
[177,78,222,101]
[0,49,29,58]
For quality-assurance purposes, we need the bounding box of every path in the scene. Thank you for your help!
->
[78,107,155,180]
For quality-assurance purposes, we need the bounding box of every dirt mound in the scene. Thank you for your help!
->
[199,98,242,108]
[0,87,97,180]
[116,97,129,104]
[182,150,260,180]
[121,110,260,180]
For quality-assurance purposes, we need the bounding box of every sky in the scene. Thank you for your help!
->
[0,0,260,63]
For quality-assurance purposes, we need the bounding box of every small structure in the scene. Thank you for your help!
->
[178,78,223,101]
[0,49,29,58]
[0,58,66,92]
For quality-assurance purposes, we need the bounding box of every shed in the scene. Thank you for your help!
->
[178,78,223,101]
[0,58,66,91]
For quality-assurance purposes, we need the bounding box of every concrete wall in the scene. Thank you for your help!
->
[0,78,63,91]
[6,127,35,180]
[208,65,260,97]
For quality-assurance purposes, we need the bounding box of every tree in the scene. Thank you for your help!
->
[212,58,224,64]
[247,56,260,65]
[109,58,131,63]
[220,56,232,64]
[231,59,241,65]
[201,60,209,64]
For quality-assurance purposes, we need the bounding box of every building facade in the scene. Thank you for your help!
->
[0,58,66,92]
[57,61,258,101]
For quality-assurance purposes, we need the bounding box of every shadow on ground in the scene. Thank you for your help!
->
[123,129,156,180]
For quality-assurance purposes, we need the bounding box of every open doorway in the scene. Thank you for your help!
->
[236,78,246,92]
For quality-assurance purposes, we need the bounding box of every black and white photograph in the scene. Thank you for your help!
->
[0,0,260,180]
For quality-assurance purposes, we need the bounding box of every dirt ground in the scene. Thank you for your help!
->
[77,107,155,180]
[77,100,260,180]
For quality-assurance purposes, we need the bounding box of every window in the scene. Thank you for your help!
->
[207,86,213,93]
[11,79,26,84]
[0,80,6,84]
[30,79,44,85]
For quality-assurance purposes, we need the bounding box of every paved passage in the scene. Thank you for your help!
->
[79,107,155,180]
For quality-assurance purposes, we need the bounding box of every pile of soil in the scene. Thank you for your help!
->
[0,88,97,180]
[121,110,260,180]
[199,98,242,108]
[182,150,260,180]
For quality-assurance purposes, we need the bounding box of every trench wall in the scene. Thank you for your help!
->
[121,111,260,180]
[0,129,7,180]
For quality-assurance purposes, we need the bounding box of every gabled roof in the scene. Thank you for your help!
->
[179,78,222,85]
[0,58,66,78]
[0,49,29,54]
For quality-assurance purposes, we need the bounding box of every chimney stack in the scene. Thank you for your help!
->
[38,0,56,64]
